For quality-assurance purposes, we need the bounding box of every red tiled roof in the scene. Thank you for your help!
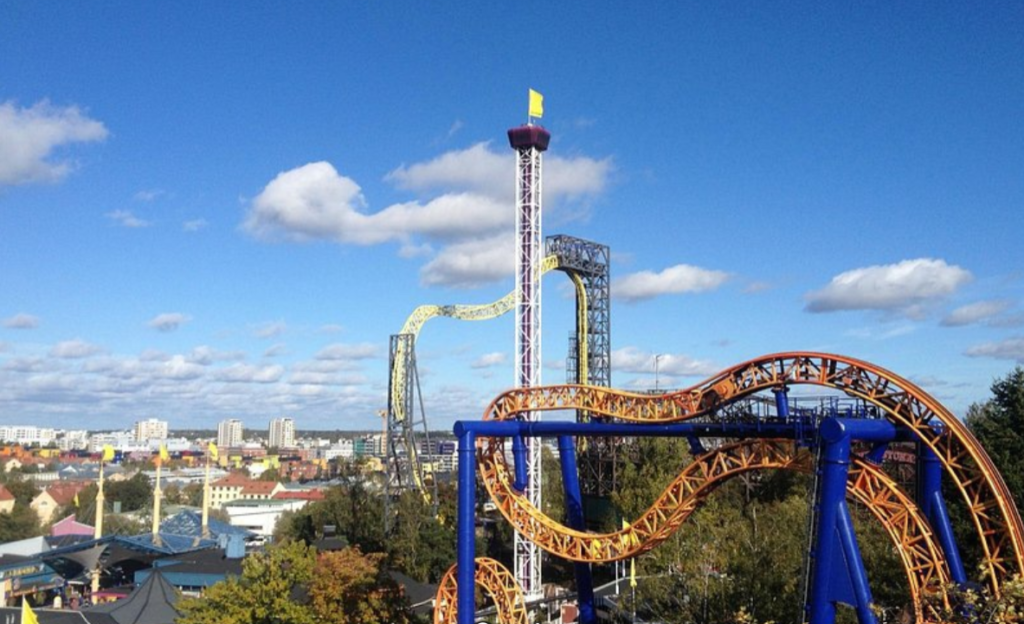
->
[240,482,279,496]
[211,473,251,488]
[45,482,89,506]
[273,490,325,501]
[0,485,14,502]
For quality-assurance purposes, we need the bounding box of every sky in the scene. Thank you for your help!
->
[1,2,1022,432]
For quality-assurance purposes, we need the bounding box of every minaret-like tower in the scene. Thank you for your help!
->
[508,123,550,601]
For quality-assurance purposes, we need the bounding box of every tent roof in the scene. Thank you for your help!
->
[86,570,180,624]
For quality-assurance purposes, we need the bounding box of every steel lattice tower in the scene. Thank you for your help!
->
[508,124,550,601]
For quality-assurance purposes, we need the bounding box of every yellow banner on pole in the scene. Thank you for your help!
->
[529,88,544,119]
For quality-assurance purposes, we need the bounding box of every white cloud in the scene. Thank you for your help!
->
[254,321,287,339]
[49,339,103,359]
[471,352,507,369]
[154,355,205,380]
[611,347,718,377]
[243,144,613,289]
[941,300,1013,327]
[805,259,972,315]
[264,344,287,358]
[214,363,284,384]
[965,337,1024,363]
[613,264,731,302]
[3,313,39,329]
[147,312,191,332]
[183,218,208,232]
[106,210,151,228]
[133,189,164,202]
[187,346,246,365]
[419,234,514,288]
[315,343,379,361]
[0,100,108,186]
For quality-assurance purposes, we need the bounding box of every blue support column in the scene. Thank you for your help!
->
[456,426,477,624]
[808,419,878,624]
[917,443,967,584]
[559,435,596,624]
[774,385,790,418]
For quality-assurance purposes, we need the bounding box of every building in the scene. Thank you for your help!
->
[0,426,56,446]
[268,418,295,449]
[217,419,244,448]
[30,482,89,525]
[134,419,168,443]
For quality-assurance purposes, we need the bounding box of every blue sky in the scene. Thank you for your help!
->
[1,2,1022,431]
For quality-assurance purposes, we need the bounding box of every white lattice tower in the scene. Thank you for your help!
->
[508,124,550,601]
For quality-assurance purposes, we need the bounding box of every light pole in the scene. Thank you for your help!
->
[654,354,665,391]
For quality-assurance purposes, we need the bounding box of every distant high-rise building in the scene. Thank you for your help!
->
[218,419,244,448]
[134,418,168,443]
[268,417,295,449]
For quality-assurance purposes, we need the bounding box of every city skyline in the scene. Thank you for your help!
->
[1,4,1023,431]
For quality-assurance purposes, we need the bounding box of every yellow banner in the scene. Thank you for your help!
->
[529,88,543,119]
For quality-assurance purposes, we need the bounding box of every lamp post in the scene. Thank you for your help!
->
[654,354,665,391]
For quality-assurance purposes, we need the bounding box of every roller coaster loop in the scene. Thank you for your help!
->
[436,352,1024,624]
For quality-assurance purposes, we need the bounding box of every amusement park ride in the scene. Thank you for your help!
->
[386,97,1024,624]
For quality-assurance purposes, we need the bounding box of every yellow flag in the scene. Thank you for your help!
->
[630,558,637,588]
[73,492,79,507]
[528,88,543,119]
[101,445,115,462]
[159,445,170,462]
[208,441,219,461]
[22,598,40,624]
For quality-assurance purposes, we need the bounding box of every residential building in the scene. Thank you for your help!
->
[268,418,295,449]
[30,482,89,525]
[0,485,13,514]
[217,419,244,448]
[209,473,250,509]
[0,426,57,446]
[134,418,169,443]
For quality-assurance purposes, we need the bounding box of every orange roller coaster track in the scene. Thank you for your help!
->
[436,352,1024,624]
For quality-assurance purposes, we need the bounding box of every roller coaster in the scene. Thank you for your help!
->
[434,353,1024,624]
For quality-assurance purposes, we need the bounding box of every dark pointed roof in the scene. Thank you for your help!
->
[86,570,180,624]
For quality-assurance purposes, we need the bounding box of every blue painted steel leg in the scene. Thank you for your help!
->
[917,443,967,584]
[558,435,596,624]
[457,428,477,624]
[774,385,790,418]
[808,419,878,624]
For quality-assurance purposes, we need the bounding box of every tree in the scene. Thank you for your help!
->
[0,504,41,542]
[106,472,153,512]
[2,477,40,506]
[308,547,411,624]
[967,366,1024,507]
[177,541,317,624]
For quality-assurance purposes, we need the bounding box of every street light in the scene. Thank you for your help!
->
[654,354,665,391]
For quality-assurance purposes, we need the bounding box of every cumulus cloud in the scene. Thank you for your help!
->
[254,321,287,339]
[965,337,1024,363]
[420,234,514,288]
[471,352,507,369]
[3,313,39,329]
[187,346,246,365]
[316,343,379,361]
[49,339,103,359]
[0,100,108,186]
[243,143,613,289]
[214,363,284,384]
[611,347,718,377]
[941,300,1013,327]
[147,312,191,332]
[804,259,972,315]
[613,265,731,302]
[106,210,151,228]
[183,218,208,232]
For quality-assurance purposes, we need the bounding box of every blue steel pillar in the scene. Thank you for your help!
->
[808,419,878,624]
[559,435,596,624]
[917,442,967,584]
[456,427,477,624]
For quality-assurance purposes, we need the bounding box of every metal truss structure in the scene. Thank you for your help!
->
[384,334,438,531]
[436,352,1024,624]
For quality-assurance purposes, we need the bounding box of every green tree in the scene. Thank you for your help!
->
[107,472,154,512]
[177,541,317,624]
[1,477,40,506]
[967,366,1024,507]
[0,504,41,542]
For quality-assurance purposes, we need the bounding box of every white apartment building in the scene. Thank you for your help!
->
[0,426,57,446]
[58,430,90,451]
[320,439,354,461]
[268,417,295,449]
[134,418,168,443]
[217,419,244,448]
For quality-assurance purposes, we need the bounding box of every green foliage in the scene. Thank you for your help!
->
[106,472,154,512]
[926,573,1024,623]
[0,504,42,542]
[309,547,411,624]
[177,541,317,624]
[1,477,40,505]
[967,367,1024,508]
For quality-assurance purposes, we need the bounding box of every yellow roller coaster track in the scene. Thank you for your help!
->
[434,352,1024,624]
[390,254,589,503]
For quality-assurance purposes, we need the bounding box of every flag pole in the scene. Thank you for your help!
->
[151,450,162,542]
[92,450,107,596]
[201,448,211,538]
